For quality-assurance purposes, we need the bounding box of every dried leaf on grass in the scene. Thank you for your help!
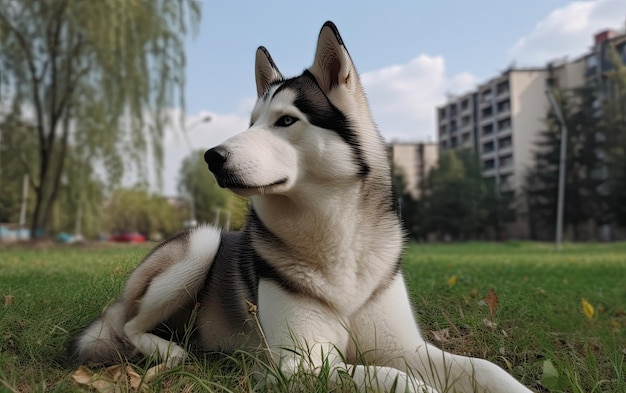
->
[72,363,168,392]
[4,294,14,306]
[430,328,450,343]
[484,288,499,317]
[482,318,498,329]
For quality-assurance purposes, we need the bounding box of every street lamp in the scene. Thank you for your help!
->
[183,115,211,150]
[545,89,568,250]
[182,115,211,228]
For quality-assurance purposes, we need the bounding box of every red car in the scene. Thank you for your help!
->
[109,232,146,243]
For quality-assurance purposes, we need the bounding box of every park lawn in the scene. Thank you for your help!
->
[0,241,625,392]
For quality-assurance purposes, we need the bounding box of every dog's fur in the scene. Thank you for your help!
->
[70,22,532,393]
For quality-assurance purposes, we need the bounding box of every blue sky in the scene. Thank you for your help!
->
[161,0,626,194]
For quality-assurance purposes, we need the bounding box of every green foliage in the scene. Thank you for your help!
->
[525,86,609,240]
[0,118,38,223]
[414,149,514,240]
[177,149,248,229]
[0,118,105,238]
[603,45,626,226]
[526,44,626,239]
[103,187,184,238]
[0,0,201,236]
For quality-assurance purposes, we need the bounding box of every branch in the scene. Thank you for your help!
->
[45,0,69,155]
[0,7,46,149]
[52,35,87,124]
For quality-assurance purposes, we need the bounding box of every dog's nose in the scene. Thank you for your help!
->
[204,147,229,173]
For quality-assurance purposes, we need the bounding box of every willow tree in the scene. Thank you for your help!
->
[0,0,200,237]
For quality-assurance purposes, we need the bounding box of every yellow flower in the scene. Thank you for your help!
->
[447,275,457,287]
[581,298,595,319]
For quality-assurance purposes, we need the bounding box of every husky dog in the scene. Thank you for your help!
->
[71,22,532,393]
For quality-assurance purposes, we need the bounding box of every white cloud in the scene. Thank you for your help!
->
[361,55,477,142]
[510,0,626,65]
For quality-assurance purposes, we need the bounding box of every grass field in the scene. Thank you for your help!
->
[1,241,625,392]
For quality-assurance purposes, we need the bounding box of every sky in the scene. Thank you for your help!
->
[162,0,626,195]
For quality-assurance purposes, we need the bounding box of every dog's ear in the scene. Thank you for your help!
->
[255,46,283,98]
[309,21,356,94]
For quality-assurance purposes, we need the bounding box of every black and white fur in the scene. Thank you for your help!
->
[71,22,532,393]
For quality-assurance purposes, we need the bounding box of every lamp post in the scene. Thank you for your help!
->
[545,89,568,250]
[182,115,211,228]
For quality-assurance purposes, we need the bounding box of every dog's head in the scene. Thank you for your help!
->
[205,21,384,198]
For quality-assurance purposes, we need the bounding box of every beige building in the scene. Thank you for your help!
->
[388,142,438,200]
[437,61,586,238]
[435,25,626,239]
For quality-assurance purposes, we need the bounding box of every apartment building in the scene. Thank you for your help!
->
[437,58,589,237]
[439,68,552,193]
[584,29,626,91]
[388,142,438,200]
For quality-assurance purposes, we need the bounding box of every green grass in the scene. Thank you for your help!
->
[0,241,625,392]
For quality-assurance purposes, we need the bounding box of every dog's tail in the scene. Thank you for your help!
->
[68,301,135,366]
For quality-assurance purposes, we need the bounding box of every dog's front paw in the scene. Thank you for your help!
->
[164,346,188,368]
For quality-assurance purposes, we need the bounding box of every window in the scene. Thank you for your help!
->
[461,115,471,127]
[586,54,598,68]
[481,89,492,103]
[482,107,493,118]
[482,124,494,136]
[498,135,512,149]
[496,81,509,96]
[449,104,457,117]
[461,99,469,111]
[586,54,598,76]
[484,158,495,170]
[499,154,513,168]
[498,118,511,131]
[482,141,494,153]
[497,100,510,113]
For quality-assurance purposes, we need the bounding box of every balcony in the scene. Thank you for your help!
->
[498,154,514,174]
[497,118,512,134]
[461,132,472,146]
[496,100,511,118]
[481,124,495,137]
[460,99,471,114]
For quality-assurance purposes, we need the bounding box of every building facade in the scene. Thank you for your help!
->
[388,142,438,200]
[436,26,626,239]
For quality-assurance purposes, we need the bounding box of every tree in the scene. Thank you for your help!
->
[0,0,201,237]
[392,167,425,241]
[415,149,515,241]
[177,149,248,230]
[104,187,183,238]
[420,150,487,240]
[603,46,626,227]
[0,117,38,224]
[525,86,607,240]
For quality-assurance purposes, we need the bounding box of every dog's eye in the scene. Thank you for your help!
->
[274,115,298,127]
